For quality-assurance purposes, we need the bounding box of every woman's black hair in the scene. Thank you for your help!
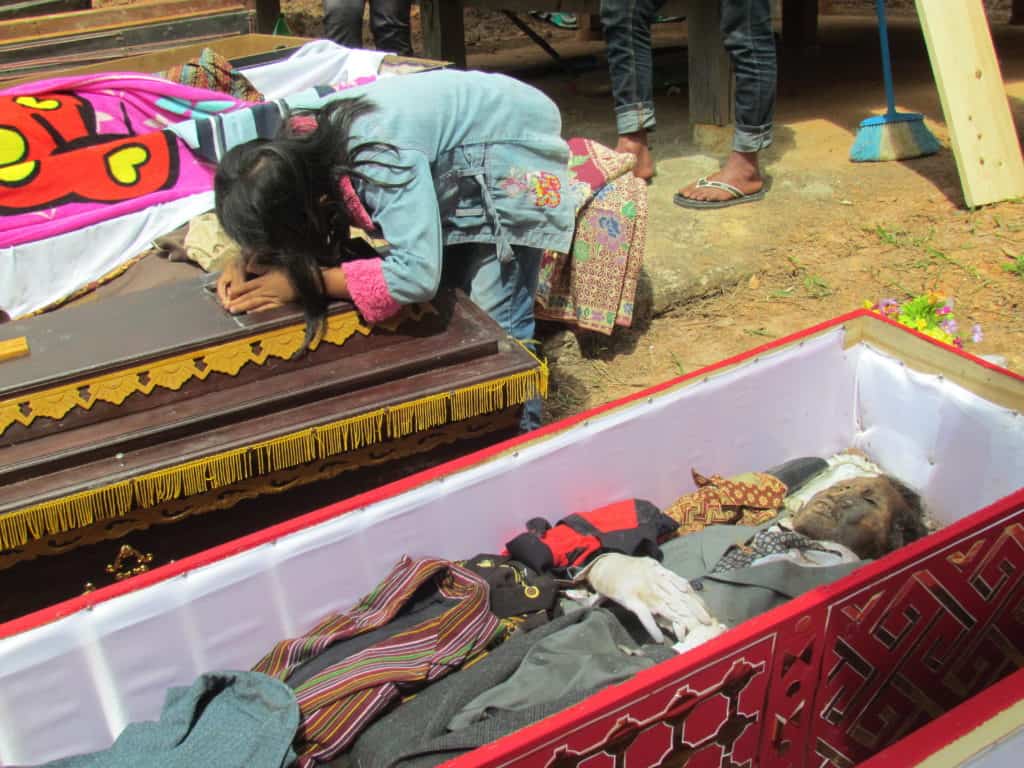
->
[214,98,407,349]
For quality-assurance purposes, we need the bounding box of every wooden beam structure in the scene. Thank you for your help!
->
[416,0,816,128]
[688,0,734,127]
[250,0,280,34]
[420,0,467,68]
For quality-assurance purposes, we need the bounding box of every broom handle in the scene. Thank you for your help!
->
[875,0,898,117]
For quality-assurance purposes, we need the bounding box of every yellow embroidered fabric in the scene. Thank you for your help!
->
[0,358,547,551]
[0,307,431,436]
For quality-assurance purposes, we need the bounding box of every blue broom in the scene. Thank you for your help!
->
[850,0,941,162]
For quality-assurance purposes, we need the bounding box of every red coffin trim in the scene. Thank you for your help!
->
[857,665,1024,768]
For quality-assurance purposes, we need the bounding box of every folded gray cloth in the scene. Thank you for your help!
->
[43,671,299,768]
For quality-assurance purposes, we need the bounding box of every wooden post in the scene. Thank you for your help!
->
[577,12,602,41]
[420,0,466,68]
[1012,0,1024,25]
[687,0,733,127]
[782,0,818,49]
[252,0,280,34]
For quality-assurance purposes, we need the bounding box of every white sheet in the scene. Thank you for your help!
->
[241,40,389,100]
[0,192,214,320]
[0,328,1019,765]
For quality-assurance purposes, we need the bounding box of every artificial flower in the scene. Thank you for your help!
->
[864,293,982,349]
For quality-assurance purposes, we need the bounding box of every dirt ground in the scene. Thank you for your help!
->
[274,4,1024,422]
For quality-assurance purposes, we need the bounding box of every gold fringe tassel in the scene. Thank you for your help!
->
[1,311,374,436]
[0,362,548,551]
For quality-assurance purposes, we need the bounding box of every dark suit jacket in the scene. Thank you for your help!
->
[661,524,866,628]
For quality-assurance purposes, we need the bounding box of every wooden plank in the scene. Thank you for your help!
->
[688,0,733,127]
[0,11,255,65]
[0,33,308,85]
[420,0,466,68]
[250,0,279,34]
[0,0,241,42]
[0,0,89,22]
[915,0,1024,208]
[1013,0,1024,25]
[0,337,28,363]
[0,33,257,82]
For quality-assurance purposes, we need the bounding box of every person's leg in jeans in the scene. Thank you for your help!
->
[677,0,777,203]
[445,243,543,433]
[323,0,367,48]
[369,0,413,55]
[600,0,667,180]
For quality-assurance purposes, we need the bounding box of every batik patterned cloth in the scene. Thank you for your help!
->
[156,48,264,103]
[665,469,787,537]
[252,556,501,767]
[0,73,250,249]
[535,137,647,335]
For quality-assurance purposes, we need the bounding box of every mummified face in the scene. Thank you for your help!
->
[792,476,924,559]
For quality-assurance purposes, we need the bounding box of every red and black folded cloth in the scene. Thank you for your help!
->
[504,499,679,574]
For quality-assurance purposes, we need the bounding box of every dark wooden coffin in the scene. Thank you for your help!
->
[0,277,543,585]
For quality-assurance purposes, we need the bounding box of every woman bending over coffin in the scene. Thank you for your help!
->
[213,70,575,432]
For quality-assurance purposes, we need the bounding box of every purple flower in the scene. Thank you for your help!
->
[936,305,952,316]
[954,337,964,349]
[940,318,958,335]
[971,323,984,343]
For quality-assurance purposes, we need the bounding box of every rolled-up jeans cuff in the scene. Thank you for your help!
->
[733,124,773,153]
[615,103,657,135]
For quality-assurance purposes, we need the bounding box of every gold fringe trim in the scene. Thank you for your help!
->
[0,411,517,571]
[0,361,547,551]
[0,306,438,437]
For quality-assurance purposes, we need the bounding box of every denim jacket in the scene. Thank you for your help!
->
[336,70,576,305]
[187,69,574,310]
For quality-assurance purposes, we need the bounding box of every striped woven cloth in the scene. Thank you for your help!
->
[253,556,501,766]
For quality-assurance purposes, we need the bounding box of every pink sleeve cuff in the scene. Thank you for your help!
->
[287,115,318,135]
[339,176,377,232]
[341,257,403,323]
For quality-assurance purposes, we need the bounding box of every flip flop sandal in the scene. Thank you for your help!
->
[673,177,766,210]
[529,11,579,29]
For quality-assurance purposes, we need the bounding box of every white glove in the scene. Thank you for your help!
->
[575,553,714,644]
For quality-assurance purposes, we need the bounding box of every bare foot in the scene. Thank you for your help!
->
[677,150,764,203]
[615,131,656,181]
